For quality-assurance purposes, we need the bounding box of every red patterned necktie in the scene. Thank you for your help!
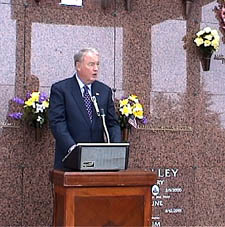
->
[83,85,93,122]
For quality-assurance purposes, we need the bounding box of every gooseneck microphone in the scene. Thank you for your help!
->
[91,96,100,117]
[91,96,110,143]
[100,109,110,143]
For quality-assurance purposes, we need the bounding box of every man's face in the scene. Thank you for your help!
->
[76,52,100,85]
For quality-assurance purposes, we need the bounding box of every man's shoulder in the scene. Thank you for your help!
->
[94,80,111,90]
[52,76,75,87]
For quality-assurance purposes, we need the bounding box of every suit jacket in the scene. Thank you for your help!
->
[48,75,121,169]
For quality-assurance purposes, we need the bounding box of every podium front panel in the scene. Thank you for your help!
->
[52,170,157,226]
[74,195,144,225]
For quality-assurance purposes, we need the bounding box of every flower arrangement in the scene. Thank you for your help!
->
[194,27,220,55]
[116,94,147,130]
[9,91,49,128]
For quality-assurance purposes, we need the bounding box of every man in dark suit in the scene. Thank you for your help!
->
[48,48,121,169]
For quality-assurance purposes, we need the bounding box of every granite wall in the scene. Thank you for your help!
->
[0,0,225,226]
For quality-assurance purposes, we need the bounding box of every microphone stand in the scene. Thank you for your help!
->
[100,109,110,143]
[91,96,110,143]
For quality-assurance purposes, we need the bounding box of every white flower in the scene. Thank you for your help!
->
[204,34,213,40]
[196,30,205,37]
[35,103,44,113]
[194,37,204,46]
[37,115,45,125]
[120,104,132,117]
[37,116,43,122]
[203,27,212,33]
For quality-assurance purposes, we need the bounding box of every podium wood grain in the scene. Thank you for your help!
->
[51,170,157,226]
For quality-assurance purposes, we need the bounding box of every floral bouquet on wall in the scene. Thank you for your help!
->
[116,94,147,141]
[9,91,49,129]
[194,27,220,70]
[194,27,220,55]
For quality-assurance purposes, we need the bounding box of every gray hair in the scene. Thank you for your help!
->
[74,48,99,67]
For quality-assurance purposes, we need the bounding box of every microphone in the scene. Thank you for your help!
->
[100,108,110,143]
[91,96,100,117]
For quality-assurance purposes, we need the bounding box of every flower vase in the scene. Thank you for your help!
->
[34,121,42,141]
[122,128,130,142]
[200,52,212,71]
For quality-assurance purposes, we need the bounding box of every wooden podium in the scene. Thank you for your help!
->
[51,170,157,226]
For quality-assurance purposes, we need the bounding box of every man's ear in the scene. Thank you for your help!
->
[75,61,81,71]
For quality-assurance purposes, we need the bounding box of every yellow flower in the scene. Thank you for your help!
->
[43,100,49,108]
[211,39,219,50]
[31,92,40,102]
[204,40,211,47]
[194,37,204,46]
[119,98,128,107]
[24,98,34,107]
[204,34,213,40]
[132,103,143,111]
[120,104,132,117]
[132,103,143,119]
[133,110,143,119]
[128,95,138,103]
